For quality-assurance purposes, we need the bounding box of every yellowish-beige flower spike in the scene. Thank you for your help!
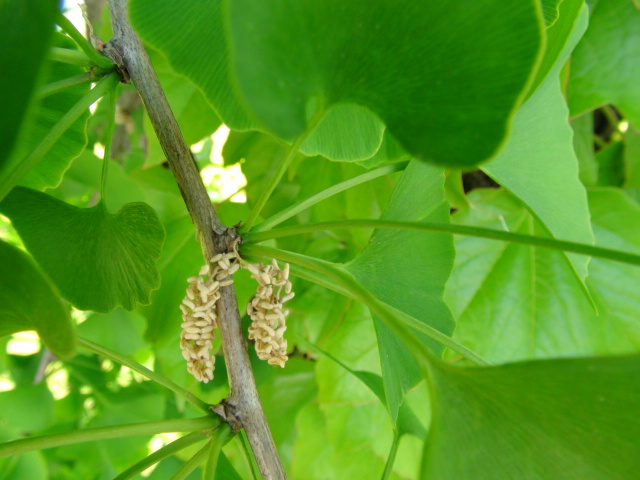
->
[180,251,240,383]
[243,258,294,368]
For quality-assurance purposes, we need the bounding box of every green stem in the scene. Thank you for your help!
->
[203,424,232,480]
[113,431,209,480]
[381,431,401,480]
[78,337,211,413]
[170,440,211,480]
[238,431,260,480]
[49,46,92,66]
[251,162,408,232]
[242,244,492,367]
[244,219,640,267]
[38,72,95,98]
[0,416,218,458]
[101,86,118,199]
[241,111,326,233]
[56,11,115,69]
[0,72,119,201]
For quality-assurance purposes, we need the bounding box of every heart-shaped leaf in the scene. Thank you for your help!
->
[225,0,544,167]
[0,187,165,312]
[0,239,75,359]
[423,354,640,479]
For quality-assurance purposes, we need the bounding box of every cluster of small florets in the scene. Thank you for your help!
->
[244,259,294,368]
[180,252,240,383]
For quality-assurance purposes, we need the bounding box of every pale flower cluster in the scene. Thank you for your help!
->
[244,259,294,368]
[180,252,239,383]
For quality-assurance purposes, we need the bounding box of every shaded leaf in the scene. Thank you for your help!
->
[483,7,593,283]
[568,0,640,124]
[347,160,455,423]
[423,354,640,479]
[0,384,54,434]
[0,187,164,312]
[0,239,75,358]
[226,0,544,167]
[0,0,57,168]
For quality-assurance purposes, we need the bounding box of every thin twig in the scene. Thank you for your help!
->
[105,1,286,478]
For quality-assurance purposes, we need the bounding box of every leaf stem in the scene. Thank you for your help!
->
[203,423,232,480]
[0,72,119,201]
[113,431,209,480]
[381,431,401,480]
[0,416,218,458]
[241,111,326,233]
[251,162,408,232]
[77,337,211,413]
[38,72,95,98]
[49,46,92,66]
[170,440,211,480]
[238,431,261,480]
[242,244,492,366]
[244,219,640,267]
[101,86,118,199]
[56,11,115,69]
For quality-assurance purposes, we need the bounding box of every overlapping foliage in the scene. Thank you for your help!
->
[0,0,639,478]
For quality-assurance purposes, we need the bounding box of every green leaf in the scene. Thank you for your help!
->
[300,104,385,162]
[0,239,75,359]
[568,0,640,124]
[226,0,544,167]
[624,123,640,188]
[8,32,92,191]
[0,384,54,435]
[0,0,57,168]
[483,7,594,284]
[423,354,640,479]
[0,187,165,313]
[572,113,599,186]
[144,47,221,167]
[541,0,562,26]
[77,309,146,357]
[445,188,640,363]
[347,160,455,422]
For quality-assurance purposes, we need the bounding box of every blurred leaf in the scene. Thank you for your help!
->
[347,160,455,423]
[0,384,54,434]
[0,428,47,480]
[541,0,562,26]
[0,239,75,358]
[596,141,625,187]
[483,7,593,284]
[568,0,640,123]
[423,354,640,479]
[11,32,91,191]
[572,113,599,186]
[226,0,543,168]
[0,0,56,168]
[144,46,221,166]
[214,453,243,480]
[356,130,411,170]
[624,123,640,188]
[0,187,165,312]
[77,309,146,357]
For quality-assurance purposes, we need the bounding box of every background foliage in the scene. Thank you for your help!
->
[0,0,639,478]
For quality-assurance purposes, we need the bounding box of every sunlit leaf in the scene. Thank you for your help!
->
[347,160,455,422]
[0,239,75,358]
[423,354,640,479]
[0,187,165,312]
[226,0,543,167]
[568,0,640,124]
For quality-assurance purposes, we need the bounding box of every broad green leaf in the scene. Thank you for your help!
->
[77,309,146,357]
[0,429,47,480]
[0,384,54,434]
[144,46,221,166]
[483,7,593,284]
[586,189,640,352]
[568,0,640,124]
[541,0,562,26]
[445,188,640,363]
[0,239,75,358]
[226,0,544,168]
[624,123,640,188]
[0,187,165,313]
[595,141,625,187]
[347,160,455,423]
[9,32,92,191]
[0,0,56,168]
[356,130,411,170]
[423,354,640,479]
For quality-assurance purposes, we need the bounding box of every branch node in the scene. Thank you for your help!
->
[211,400,243,433]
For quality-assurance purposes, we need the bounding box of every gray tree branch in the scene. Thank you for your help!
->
[105,1,286,478]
